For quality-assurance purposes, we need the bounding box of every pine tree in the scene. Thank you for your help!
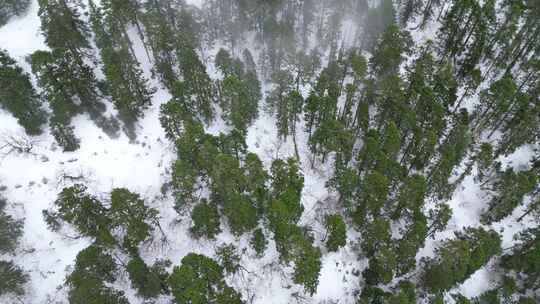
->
[428,109,471,200]
[324,214,347,252]
[427,203,452,237]
[216,243,241,274]
[219,74,259,130]
[67,244,129,304]
[481,168,537,224]
[0,198,23,254]
[0,260,28,296]
[0,0,31,26]
[501,227,540,291]
[353,171,389,227]
[47,184,114,245]
[369,24,413,77]
[362,243,397,285]
[168,253,244,304]
[109,188,158,247]
[292,237,322,296]
[0,50,47,135]
[266,70,296,139]
[126,254,167,299]
[396,210,427,274]
[90,1,154,140]
[190,199,221,239]
[37,0,117,140]
[421,227,501,293]
[210,153,258,235]
[270,158,304,224]
[250,228,267,257]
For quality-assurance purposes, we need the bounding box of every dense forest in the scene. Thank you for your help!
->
[0,0,539,303]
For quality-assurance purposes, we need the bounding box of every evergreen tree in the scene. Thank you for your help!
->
[190,199,221,239]
[127,254,167,298]
[0,0,31,26]
[396,210,427,274]
[428,109,471,200]
[216,243,241,274]
[0,198,23,254]
[210,153,258,235]
[266,70,296,139]
[0,260,27,296]
[168,253,244,304]
[421,227,501,293]
[36,0,117,143]
[481,168,537,224]
[0,50,47,135]
[47,184,114,245]
[501,227,540,291]
[250,228,267,257]
[427,203,452,237]
[109,188,158,247]
[89,1,154,140]
[219,74,259,130]
[324,214,347,252]
[67,244,129,304]
[269,158,304,224]
[362,243,397,285]
[292,237,322,295]
[369,24,413,77]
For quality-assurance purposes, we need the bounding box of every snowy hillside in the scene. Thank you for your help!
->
[0,0,539,304]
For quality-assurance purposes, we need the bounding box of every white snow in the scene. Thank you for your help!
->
[0,1,538,304]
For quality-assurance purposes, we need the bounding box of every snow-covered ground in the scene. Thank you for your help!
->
[0,1,537,304]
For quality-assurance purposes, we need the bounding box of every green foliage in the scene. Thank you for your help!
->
[159,95,197,141]
[109,188,158,247]
[38,0,91,52]
[362,244,397,285]
[270,158,304,223]
[250,228,267,257]
[266,70,298,139]
[324,214,347,252]
[501,227,540,290]
[216,243,240,274]
[369,24,412,76]
[68,244,117,285]
[0,198,23,254]
[0,0,31,26]
[219,73,260,130]
[354,170,389,226]
[396,210,427,274]
[428,110,471,200]
[47,186,158,248]
[89,1,154,140]
[421,227,502,292]
[427,203,452,237]
[0,260,27,296]
[210,154,258,235]
[49,184,114,245]
[126,255,167,298]
[190,200,221,239]
[34,0,121,148]
[0,49,47,135]
[169,253,243,304]
[66,244,129,304]
[292,238,322,295]
[244,153,269,213]
[393,174,427,220]
[481,168,537,224]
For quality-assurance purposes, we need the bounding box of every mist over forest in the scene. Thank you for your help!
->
[0,0,539,303]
